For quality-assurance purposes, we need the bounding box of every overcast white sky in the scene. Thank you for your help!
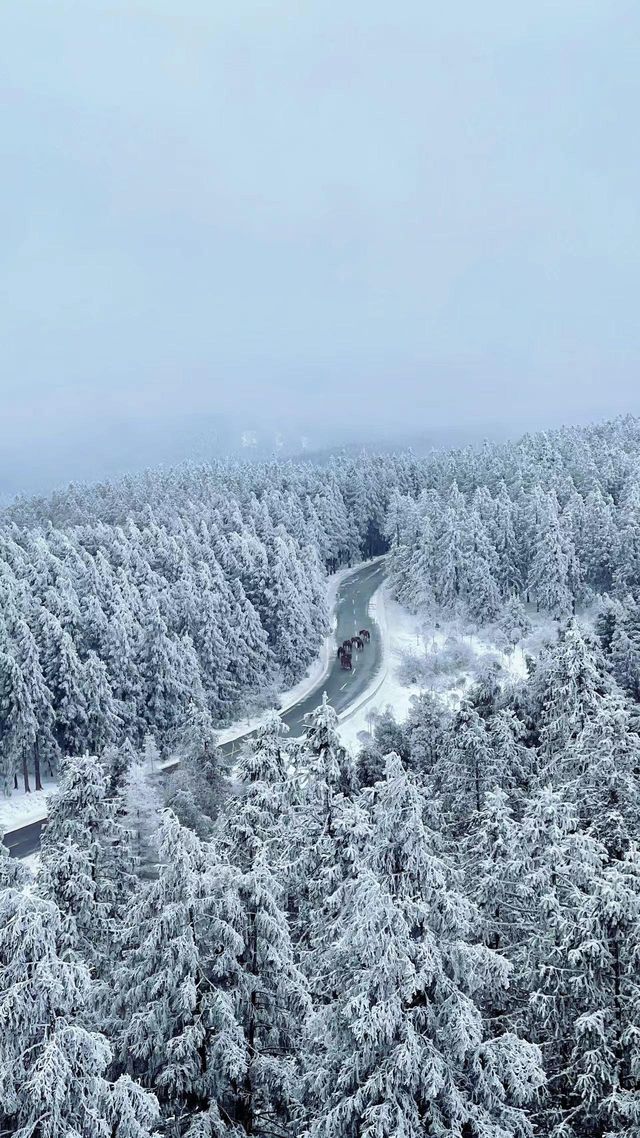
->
[2,2,640,492]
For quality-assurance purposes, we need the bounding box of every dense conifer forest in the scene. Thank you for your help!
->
[2,415,640,1136]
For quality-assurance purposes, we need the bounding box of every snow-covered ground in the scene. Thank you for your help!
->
[0,774,56,836]
[337,585,566,751]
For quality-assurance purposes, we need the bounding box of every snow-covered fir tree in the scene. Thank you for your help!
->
[0,883,158,1138]
[306,755,544,1138]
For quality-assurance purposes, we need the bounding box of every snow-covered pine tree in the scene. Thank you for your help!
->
[104,735,139,801]
[465,553,502,623]
[228,712,297,867]
[177,701,230,815]
[228,844,311,1137]
[0,833,29,889]
[83,649,121,753]
[306,754,544,1138]
[532,621,611,776]
[0,884,159,1138]
[498,593,532,652]
[436,701,496,826]
[123,749,162,879]
[0,650,39,793]
[405,689,450,779]
[515,786,609,1133]
[493,481,522,596]
[465,786,526,956]
[613,479,640,596]
[51,625,90,756]
[609,624,640,702]
[303,692,357,797]
[488,707,532,792]
[433,505,465,612]
[11,615,57,789]
[113,810,244,1136]
[595,594,627,655]
[559,693,640,857]
[38,753,119,968]
[527,495,575,619]
[556,846,640,1138]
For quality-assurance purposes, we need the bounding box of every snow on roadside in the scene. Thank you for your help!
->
[336,588,557,752]
[0,775,56,836]
[0,559,382,832]
[160,556,385,760]
[337,587,422,750]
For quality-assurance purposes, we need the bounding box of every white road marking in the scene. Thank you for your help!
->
[340,682,348,691]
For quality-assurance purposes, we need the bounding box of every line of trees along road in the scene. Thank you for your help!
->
[0,454,397,794]
[5,415,640,796]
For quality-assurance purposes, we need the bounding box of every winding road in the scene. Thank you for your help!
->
[2,558,386,859]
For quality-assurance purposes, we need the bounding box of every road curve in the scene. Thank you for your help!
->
[3,558,386,859]
[280,558,385,736]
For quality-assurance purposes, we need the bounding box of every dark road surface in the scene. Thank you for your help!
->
[3,558,386,859]
[279,558,385,736]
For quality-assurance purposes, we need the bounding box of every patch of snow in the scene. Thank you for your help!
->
[338,587,418,751]
[0,776,56,836]
[22,853,40,877]
[336,589,582,751]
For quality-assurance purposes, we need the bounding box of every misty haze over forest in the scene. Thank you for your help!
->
[2,3,640,497]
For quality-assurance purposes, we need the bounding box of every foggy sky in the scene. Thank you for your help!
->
[2,2,640,495]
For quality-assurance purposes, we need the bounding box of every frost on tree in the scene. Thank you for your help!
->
[112,812,239,1131]
[306,755,543,1137]
[0,885,158,1138]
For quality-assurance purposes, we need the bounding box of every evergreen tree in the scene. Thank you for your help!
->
[533,622,611,773]
[11,616,57,789]
[0,886,158,1138]
[466,786,526,956]
[84,649,121,753]
[560,693,640,857]
[610,625,640,702]
[557,848,640,1138]
[304,692,357,796]
[0,651,38,793]
[498,594,532,651]
[527,495,575,619]
[307,756,544,1138]
[38,754,117,966]
[51,626,89,756]
[493,482,522,595]
[123,749,162,879]
[405,690,449,779]
[437,702,495,824]
[113,810,244,1136]
[231,846,311,1137]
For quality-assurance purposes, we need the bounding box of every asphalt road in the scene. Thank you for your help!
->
[279,557,385,736]
[2,558,386,859]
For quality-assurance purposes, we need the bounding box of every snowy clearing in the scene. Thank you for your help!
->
[337,587,591,751]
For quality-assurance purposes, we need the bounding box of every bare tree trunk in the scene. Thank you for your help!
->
[22,751,31,793]
[34,738,43,792]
